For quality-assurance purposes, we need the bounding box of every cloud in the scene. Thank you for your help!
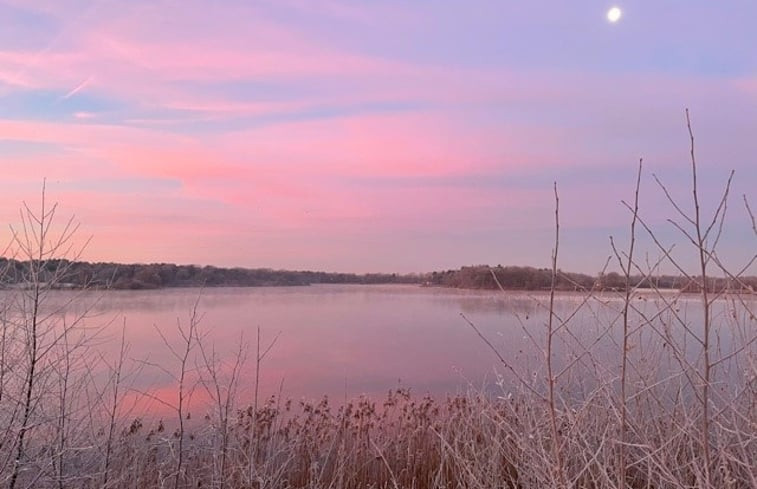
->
[73,111,96,119]
[61,75,93,99]
[0,1,754,272]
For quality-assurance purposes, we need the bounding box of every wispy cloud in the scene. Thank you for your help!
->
[72,111,96,119]
[61,75,93,99]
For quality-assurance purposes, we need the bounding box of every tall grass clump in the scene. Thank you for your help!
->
[463,110,755,488]
[0,113,754,488]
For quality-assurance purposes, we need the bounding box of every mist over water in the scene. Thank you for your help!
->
[15,285,751,415]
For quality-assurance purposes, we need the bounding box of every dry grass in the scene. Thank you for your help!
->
[1,372,754,488]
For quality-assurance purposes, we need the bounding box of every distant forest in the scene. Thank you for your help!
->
[426,265,757,293]
[0,258,417,289]
[0,259,754,292]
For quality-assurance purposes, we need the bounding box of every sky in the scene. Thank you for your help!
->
[0,0,755,274]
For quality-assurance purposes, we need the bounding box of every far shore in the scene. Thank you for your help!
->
[2,258,754,294]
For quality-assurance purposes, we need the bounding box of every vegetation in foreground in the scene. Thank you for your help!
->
[0,115,755,488]
[5,385,755,489]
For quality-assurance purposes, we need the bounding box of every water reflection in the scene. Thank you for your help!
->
[4,285,751,415]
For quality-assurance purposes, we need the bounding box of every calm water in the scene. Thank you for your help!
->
[58,285,546,401]
[16,285,754,412]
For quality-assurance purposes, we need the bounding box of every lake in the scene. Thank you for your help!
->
[14,284,754,415]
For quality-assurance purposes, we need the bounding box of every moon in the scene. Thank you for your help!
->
[607,6,622,23]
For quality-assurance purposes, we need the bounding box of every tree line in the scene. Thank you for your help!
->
[0,258,753,292]
[0,258,417,289]
[425,265,757,292]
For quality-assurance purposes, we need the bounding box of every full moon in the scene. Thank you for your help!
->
[607,6,622,23]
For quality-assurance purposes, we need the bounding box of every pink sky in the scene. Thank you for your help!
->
[1,1,755,273]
